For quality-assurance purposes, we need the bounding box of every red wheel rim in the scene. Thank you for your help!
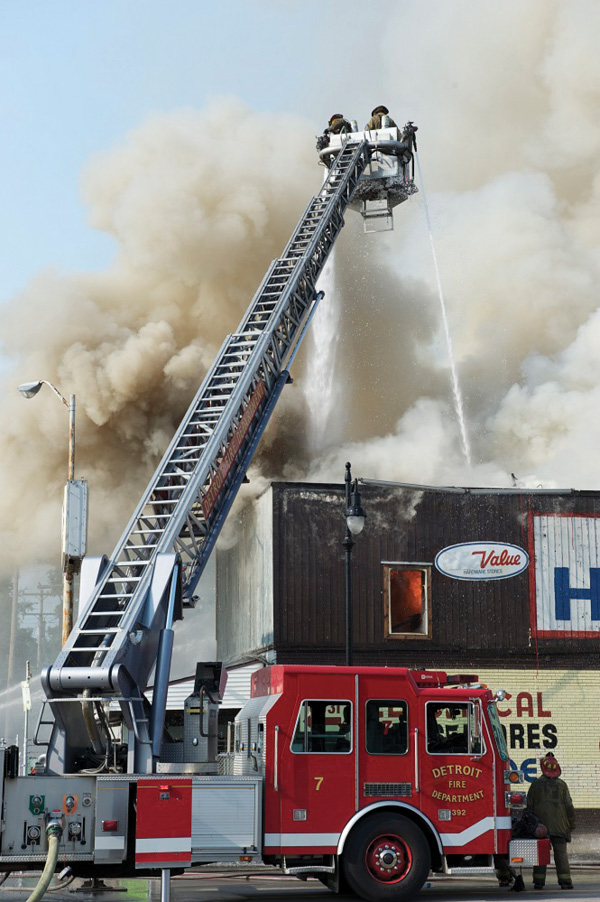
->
[364,833,412,883]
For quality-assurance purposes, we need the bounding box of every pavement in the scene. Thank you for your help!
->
[0,865,599,902]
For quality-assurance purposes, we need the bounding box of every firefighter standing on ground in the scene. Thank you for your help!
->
[527,753,576,890]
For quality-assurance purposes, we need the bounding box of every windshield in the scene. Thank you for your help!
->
[487,703,509,760]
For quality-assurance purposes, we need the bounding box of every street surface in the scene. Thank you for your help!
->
[0,867,598,902]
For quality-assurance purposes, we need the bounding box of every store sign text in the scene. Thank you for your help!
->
[497,690,557,782]
[435,541,529,581]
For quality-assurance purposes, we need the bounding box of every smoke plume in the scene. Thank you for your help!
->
[0,100,318,569]
[307,0,600,490]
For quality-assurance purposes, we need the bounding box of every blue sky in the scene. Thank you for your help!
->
[1,0,376,305]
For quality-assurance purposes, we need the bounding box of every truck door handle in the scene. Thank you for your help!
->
[274,726,279,791]
[414,727,419,792]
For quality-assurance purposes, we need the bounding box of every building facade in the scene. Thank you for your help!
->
[216,481,600,855]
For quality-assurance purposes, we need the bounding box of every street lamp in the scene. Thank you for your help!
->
[18,379,87,645]
[343,461,366,666]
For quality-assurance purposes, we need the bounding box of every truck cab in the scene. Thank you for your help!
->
[231,665,519,900]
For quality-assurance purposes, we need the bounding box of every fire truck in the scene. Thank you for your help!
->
[0,121,547,901]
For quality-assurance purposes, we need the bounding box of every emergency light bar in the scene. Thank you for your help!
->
[410,671,480,688]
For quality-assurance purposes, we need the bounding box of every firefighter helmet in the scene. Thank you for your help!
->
[540,752,561,778]
[371,105,389,116]
[329,113,344,125]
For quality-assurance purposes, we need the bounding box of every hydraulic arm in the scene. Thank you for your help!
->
[40,127,418,774]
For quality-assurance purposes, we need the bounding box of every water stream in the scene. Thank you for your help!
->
[0,675,43,748]
[305,252,340,452]
[415,154,472,467]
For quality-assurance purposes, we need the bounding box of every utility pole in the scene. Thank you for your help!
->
[18,382,87,645]
[7,570,19,688]
[19,584,55,670]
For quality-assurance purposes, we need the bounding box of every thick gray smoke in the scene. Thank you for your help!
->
[307,0,600,489]
[0,101,318,570]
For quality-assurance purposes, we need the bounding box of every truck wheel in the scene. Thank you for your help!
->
[342,813,430,901]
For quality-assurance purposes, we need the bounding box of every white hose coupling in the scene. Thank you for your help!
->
[45,814,63,839]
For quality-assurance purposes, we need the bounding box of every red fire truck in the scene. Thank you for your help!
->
[221,664,546,899]
[0,127,548,900]
[0,663,547,901]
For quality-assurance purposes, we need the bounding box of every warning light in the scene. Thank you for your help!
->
[506,791,526,809]
[505,790,525,808]
[511,857,524,863]
[445,674,478,685]
[102,820,119,832]
[504,769,524,784]
[239,855,253,862]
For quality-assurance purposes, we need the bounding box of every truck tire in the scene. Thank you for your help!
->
[342,812,431,901]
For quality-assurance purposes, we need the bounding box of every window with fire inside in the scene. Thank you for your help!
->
[383,563,432,639]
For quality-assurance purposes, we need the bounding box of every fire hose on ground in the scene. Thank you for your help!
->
[25,819,63,902]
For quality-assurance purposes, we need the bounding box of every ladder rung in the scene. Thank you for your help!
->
[67,647,110,654]
[106,575,143,583]
[207,380,238,389]
[112,561,150,570]
[111,557,152,566]
[97,593,132,601]
[79,628,121,634]
[131,529,166,535]
[133,513,171,520]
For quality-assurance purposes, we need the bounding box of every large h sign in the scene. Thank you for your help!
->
[531,514,600,638]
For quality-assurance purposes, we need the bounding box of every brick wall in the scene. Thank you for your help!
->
[477,668,600,808]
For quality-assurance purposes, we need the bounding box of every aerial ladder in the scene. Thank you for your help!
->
[40,123,419,776]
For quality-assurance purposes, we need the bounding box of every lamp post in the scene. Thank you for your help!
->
[18,380,86,645]
[343,461,366,666]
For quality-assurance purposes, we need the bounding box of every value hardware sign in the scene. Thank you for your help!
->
[435,541,529,581]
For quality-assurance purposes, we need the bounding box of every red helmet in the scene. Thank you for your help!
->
[329,113,344,125]
[371,105,389,116]
[540,753,561,778]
